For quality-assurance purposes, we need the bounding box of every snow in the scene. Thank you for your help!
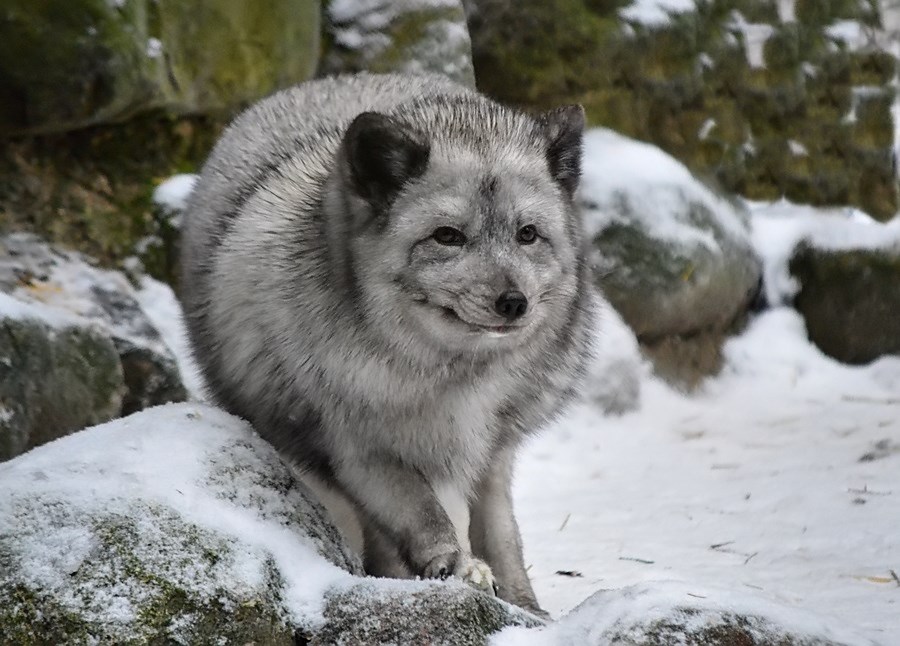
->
[619,0,696,27]
[0,291,85,330]
[579,128,750,248]
[826,20,867,50]
[513,305,900,640]
[145,37,163,59]
[135,276,207,400]
[728,12,776,69]
[152,174,198,222]
[4,236,174,359]
[746,199,900,305]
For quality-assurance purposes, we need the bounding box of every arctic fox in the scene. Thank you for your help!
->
[180,73,594,615]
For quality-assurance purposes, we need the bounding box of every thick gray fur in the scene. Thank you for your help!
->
[180,72,595,616]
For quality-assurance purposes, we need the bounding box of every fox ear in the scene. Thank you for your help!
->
[344,112,430,204]
[539,105,585,197]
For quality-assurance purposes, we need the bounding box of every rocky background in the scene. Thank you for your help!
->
[1,1,899,643]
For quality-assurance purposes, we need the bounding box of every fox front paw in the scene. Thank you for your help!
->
[422,550,496,595]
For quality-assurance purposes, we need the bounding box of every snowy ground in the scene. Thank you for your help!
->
[517,306,899,640]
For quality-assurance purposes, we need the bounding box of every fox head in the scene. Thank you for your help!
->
[332,98,586,355]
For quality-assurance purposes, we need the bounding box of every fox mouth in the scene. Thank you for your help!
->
[439,306,524,335]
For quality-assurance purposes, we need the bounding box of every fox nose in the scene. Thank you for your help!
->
[495,291,528,320]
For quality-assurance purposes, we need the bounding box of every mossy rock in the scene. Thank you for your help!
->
[466,0,899,220]
[0,0,320,136]
[0,234,188,460]
[0,316,124,462]
[0,403,541,644]
[321,0,475,87]
[0,508,295,645]
[0,113,223,285]
[465,0,626,111]
[789,243,900,364]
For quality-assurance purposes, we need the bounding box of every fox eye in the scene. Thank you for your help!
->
[516,225,538,245]
[432,226,467,246]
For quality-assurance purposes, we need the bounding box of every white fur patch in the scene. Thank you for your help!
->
[433,480,471,552]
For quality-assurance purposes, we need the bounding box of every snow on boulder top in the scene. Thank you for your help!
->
[747,199,900,305]
[491,581,883,646]
[619,0,696,27]
[152,173,198,214]
[0,233,173,357]
[579,127,751,249]
[0,291,85,330]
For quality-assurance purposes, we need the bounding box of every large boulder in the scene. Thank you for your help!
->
[789,243,900,364]
[0,403,541,644]
[320,0,476,87]
[0,234,187,460]
[0,0,320,136]
[494,582,883,645]
[581,129,761,388]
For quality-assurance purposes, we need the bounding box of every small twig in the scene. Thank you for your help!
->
[686,592,707,599]
[555,570,583,578]
[558,513,571,531]
[743,552,759,565]
[848,485,892,496]
[890,570,900,588]
[842,395,900,405]
[619,556,654,564]
[710,541,735,550]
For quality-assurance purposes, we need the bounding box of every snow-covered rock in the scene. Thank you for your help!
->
[0,296,124,461]
[0,404,541,644]
[581,128,761,387]
[492,582,883,645]
[0,234,187,459]
[321,0,476,87]
[748,199,900,364]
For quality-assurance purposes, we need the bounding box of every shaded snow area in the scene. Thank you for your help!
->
[512,307,900,641]
[135,275,207,399]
